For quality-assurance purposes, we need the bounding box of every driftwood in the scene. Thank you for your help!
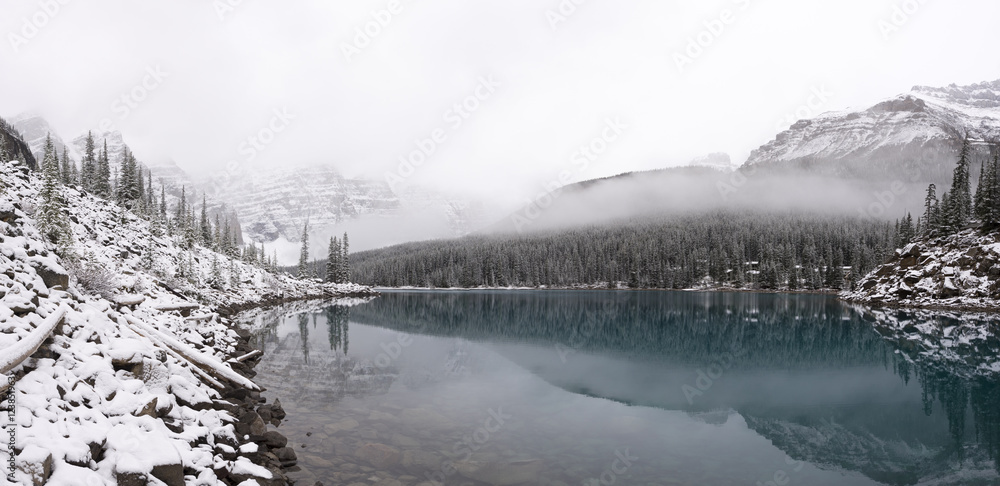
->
[114,294,146,308]
[0,305,68,375]
[229,349,261,363]
[154,303,201,317]
[123,315,258,391]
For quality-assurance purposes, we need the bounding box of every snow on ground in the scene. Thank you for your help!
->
[0,160,374,485]
[844,230,1000,311]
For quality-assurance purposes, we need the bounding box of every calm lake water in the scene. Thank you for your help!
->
[246,290,1000,486]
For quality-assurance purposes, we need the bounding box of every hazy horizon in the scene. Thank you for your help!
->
[2,1,999,206]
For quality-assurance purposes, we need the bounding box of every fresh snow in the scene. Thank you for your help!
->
[0,159,374,485]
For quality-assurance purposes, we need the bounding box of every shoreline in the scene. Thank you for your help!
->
[375,285,1000,312]
[212,289,380,485]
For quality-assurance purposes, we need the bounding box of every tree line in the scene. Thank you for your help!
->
[351,211,899,291]
[22,132,280,275]
[915,137,1000,237]
[295,219,351,283]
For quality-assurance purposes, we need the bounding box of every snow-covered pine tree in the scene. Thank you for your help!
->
[340,232,350,283]
[922,184,937,235]
[213,214,222,250]
[949,136,973,230]
[297,220,310,278]
[95,139,112,198]
[175,186,187,232]
[326,236,341,283]
[60,147,72,185]
[82,131,95,191]
[200,196,211,246]
[37,134,72,252]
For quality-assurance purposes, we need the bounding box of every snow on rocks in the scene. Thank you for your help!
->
[844,229,1000,311]
[0,159,375,485]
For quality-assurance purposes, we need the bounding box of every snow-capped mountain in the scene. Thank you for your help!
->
[10,112,82,163]
[745,79,1000,183]
[208,164,492,251]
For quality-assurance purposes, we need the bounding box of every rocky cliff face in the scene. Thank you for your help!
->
[844,229,1000,310]
[745,80,1000,183]
[0,115,36,169]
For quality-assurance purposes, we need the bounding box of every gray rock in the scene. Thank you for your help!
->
[151,463,185,486]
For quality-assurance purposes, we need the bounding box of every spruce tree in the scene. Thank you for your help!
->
[341,232,350,283]
[297,220,310,278]
[37,134,72,251]
[82,131,96,191]
[327,236,341,283]
[923,184,937,235]
[200,195,211,245]
[60,147,71,185]
[95,139,112,198]
[949,136,973,230]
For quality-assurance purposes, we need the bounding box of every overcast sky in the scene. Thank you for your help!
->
[1,0,998,204]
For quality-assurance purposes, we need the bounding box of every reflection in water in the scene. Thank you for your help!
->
[248,292,1000,486]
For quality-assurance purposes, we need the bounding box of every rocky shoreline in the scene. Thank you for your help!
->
[210,293,378,486]
[843,229,1000,312]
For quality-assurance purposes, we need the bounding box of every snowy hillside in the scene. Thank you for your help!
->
[0,158,374,485]
[745,79,1000,182]
[843,229,1000,311]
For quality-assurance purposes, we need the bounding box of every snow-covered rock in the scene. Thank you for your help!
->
[0,158,374,485]
[844,229,1000,310]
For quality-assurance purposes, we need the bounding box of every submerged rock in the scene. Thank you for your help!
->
[453,459,544,486]
[354,442,402,468]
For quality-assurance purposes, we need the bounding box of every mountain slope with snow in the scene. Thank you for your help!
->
[0,158,373,485]
[745,80,1000,183]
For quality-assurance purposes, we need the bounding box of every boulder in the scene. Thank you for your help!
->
[262,430,288,448]
[151,463,185,486]
[354,443,401,469]
[30,259,69,290]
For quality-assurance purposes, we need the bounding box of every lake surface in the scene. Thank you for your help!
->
[246,290,1000,486]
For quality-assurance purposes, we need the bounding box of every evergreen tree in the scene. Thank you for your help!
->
[341,232,350,283]
[923,184,938,235]
[159,185,167,222]
[95,139,112,198]
[200,195,211,245]
[117,146,140,208]
[59,147,72,185]
[175,186,187,229]
[82,131,96,191]
[949,135,973,231]
[297,220,310,278]
[327,236,341,283]
[213,214,222,250]
[37,134,72,252]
